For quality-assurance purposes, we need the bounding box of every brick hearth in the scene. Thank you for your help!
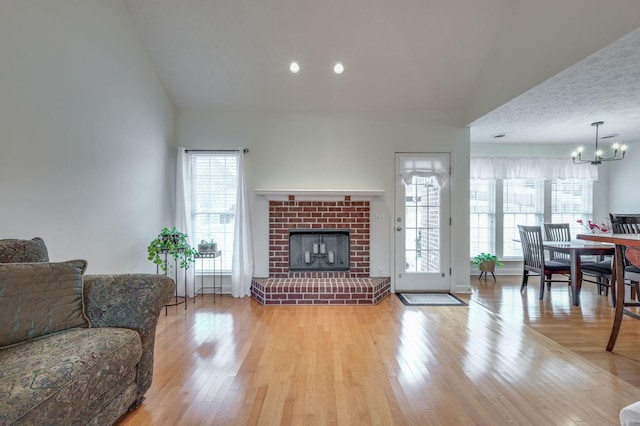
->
[251,277,391,305]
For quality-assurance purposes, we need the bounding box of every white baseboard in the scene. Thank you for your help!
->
[453,284,473,294]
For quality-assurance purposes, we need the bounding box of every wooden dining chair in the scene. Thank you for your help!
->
[610,213,640,234]
[518,225,572,300]
[543,223,571,263]
[610,214,640,299]
[580,258,613,297]
[543,222,611,295]
[582,214,640,306]
[544,222,571,241]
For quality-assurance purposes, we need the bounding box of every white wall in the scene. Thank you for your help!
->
[178,111,471,293]
[608,142,640,213]
[0,1,175,273]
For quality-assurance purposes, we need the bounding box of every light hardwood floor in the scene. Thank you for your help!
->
[116,276,640,425]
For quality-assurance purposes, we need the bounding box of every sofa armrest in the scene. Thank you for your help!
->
[83,274,175,400]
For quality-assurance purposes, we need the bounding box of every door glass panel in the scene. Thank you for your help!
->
[404,175,440,273]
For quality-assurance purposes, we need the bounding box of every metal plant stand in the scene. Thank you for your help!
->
[157,249,188,314]
[194,251,222,302]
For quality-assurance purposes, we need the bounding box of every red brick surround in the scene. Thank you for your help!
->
[269,196,370,278]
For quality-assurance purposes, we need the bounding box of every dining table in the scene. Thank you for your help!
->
[542,240,615,307]
[577,233,640,351]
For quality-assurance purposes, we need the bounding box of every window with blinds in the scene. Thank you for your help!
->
[470,179,496,257]
[503,179,545,257]
[469,178,593,260]
[191,153,238,272]
[551,179,593,238]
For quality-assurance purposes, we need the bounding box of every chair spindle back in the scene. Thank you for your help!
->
[544,223,571,262]
[519,225,544,270]
[610,214,640,234]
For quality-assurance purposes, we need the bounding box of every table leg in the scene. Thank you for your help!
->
[607,244,626,351]
[570,250,581,306]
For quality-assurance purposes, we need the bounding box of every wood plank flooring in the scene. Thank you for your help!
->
[115,276,640,425]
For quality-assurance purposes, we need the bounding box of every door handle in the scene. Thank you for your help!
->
[396,226,402,232]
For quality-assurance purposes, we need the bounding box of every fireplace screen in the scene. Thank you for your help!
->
[289,229,350,272]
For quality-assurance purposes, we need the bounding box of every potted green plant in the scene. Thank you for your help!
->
[198,239,217,253]
[471,252,503,280]
[147,227,197,272]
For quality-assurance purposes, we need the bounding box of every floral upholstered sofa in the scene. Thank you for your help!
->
[0,238,174,425]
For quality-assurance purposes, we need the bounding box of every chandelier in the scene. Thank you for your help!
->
[572,121,627,165]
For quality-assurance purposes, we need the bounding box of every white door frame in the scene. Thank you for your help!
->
[393,151,452,293]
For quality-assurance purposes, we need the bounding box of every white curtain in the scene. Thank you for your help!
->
[175,147,194,297]
[470,157,598,180]
[232,148,253,298]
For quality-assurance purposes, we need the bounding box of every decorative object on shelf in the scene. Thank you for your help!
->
[147,227,197,272]
[198,239,217,253]
[471,252,503,280]
[577,218,610,234]
[572,121,627,165]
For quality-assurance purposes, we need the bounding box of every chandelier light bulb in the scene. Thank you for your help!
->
[612,143,620,150]
[621,144,628,151]
[571,151,578,157]
[289,61,300,74]
[333,62,344,74]
[577,146,584,153]
[596,150,603,157]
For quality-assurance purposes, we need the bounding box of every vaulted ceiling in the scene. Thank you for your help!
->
[125,0,640,145]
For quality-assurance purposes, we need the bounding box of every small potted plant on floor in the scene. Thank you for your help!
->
[471,252,503,280]
[147,227,197,273]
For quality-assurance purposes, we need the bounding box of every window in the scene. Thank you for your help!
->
[551,179,593,238]
[470,178,593,259]
[470,179,496,256]
[191,153,238,272]
[503,179,544,257]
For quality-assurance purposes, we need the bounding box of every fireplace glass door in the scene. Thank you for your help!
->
[289,229,350,272]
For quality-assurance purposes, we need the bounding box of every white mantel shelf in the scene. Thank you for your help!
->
[254,189,385,201]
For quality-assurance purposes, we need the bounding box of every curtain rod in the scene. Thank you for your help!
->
[184,148,249,154]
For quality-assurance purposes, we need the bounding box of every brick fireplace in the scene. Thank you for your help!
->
[251,194,391,305]
[269,196,369,278]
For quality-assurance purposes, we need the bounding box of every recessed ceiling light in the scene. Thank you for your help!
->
[289,61,300,74]
[493,133,506,138]
[333,62,344,74]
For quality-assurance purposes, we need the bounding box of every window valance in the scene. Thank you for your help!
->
[400,154,449,187]
[470,157,598,180]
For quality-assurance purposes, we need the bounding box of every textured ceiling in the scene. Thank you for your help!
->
[470,27,640,145]
[124,0,640,145]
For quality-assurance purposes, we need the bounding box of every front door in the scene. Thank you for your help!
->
[394,153,451,292]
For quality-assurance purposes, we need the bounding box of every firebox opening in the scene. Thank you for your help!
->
[289,229,350,272]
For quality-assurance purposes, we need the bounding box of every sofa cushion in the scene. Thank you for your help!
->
[0,260,89,347]
[0,237,49,263]
[0,327,141,425]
